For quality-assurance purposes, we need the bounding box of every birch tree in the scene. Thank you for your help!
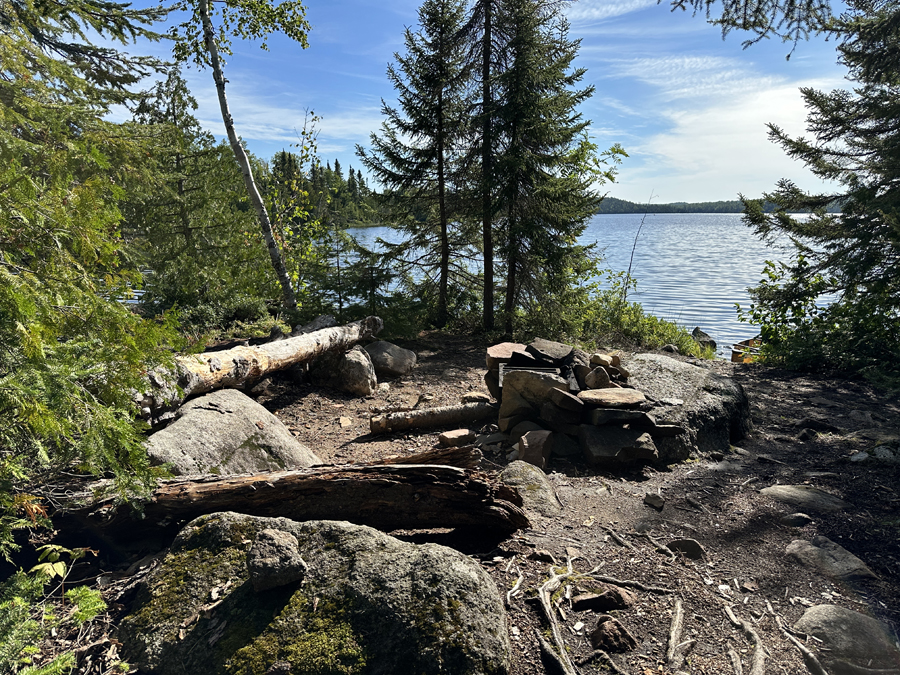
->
[171,0,311,310]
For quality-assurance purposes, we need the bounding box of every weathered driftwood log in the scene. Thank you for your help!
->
[62,464,529,546]
[370,402,498,434]
[137,316,383,420]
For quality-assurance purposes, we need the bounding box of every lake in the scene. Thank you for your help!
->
[350,213,796,356]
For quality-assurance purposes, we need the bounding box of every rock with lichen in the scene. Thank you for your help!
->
[117,512,509,675]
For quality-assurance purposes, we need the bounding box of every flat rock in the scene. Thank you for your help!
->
[500,461,561,518]
[364,340,417,377]
[145,389,321,476]
[794,604,900,674]
[579,425,658,466]
[588,408,655,427]
[527,338,573,363]
[439,428,477,447]
[119,513,510,675]
[760,485,849,513]
[786,536,876,581]
[548,387,584,412]
[486,342,527,369]
[503,370,568,407]
[577,388,646,409]
[627,354,750,462]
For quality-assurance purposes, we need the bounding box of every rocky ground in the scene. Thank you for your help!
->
[261,332,900,675]
[12,332,900,675]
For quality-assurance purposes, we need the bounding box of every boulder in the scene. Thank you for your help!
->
[691,327,717,351]
[145,389,320,476]
[486,342,528,369]
[500,461,562,517]
[794,605,900,674]
[119,512,510,675]
[626,354,750,461]
[309,345,377,396]
[364,340,417,377]
[786,536,877,581]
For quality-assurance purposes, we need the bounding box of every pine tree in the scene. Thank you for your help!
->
[358,0,472,327]
[492,0,621,335]
[741,0,900,375]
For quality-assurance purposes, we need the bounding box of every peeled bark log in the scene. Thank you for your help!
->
[137,316,383,421]
[61,464,529,546]
[379,445,482,469]
[370,402,498,434]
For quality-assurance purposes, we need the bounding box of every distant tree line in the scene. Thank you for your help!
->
[596,197,844,214]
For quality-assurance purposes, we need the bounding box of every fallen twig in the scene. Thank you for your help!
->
[728,647,744,675]
[725,605,766,675]
[601,525,634,550]
[506,572,524,608]
[667,596,691,670]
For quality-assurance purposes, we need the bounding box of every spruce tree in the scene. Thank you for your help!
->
[357,0,471,327]
[741,0,900,375]
[492,0,619,335]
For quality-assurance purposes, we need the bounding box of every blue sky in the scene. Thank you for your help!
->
[134,0,849,203]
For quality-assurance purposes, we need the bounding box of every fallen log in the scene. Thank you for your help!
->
[60,464,529,547]
[379,445,482,469]
[137,316,383,420]
[370,401,498,434]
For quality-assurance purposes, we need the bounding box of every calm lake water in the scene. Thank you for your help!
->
[350,213,796,356]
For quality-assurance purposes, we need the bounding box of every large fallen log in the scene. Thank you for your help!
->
[137,316,383,421]
[60,464,529,547]
[370,401,498,434]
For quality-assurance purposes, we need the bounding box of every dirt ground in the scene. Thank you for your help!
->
[15,332,900,675]
[260,332,900,675]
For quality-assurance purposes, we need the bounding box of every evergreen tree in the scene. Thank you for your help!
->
[740,0,900,375]
[358,0,472,327]
[492,0,622,335]
[124,71,277,325]
[0,0,178,555]
[459,0,512,331]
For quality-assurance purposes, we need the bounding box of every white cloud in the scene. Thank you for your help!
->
[608,79,843,202]
[566,0,659,22]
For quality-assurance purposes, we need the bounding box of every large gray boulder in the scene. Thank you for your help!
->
[794,605,900,674]
[364,340,417,377]
[626,354,750,461]
[786,536,876,582]
[310,345,377,396]
[145,389,320,475]
[119,512,510,675]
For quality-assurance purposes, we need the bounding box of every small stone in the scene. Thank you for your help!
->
[644,493,665,510]
[572,586,636,612]
[589,616,638,653]
[590,353,613,367]
[585,367,611,389]
[873,446,899,463]
[339,416,353,428]
[461,391,492,403]
[519,430,553,469]
[848,409,874,425]
[780,512,814,527]
[797,428,818,441]
[378,382,391,393]
[849,451,869,462]
[661,344,679,353]
[528,549,556,563]
[246,529,309,592]
[439,429,476,447]
[666,538,705,559]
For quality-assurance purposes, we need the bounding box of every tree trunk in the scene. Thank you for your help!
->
[60,464,529,545]
[370,401,497,434]
[197,0,298,311]
[481,0,495,332]
[137,316,383,420]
